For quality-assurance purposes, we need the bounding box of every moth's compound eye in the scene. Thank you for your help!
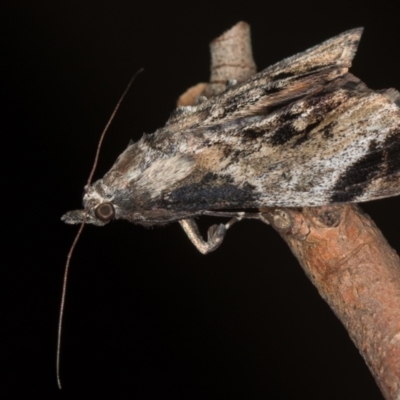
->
[95,202,115,222]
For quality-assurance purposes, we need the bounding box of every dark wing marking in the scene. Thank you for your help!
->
[329,89,400,203]
[166,28,363,131]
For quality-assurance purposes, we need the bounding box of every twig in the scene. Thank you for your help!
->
[178,21,400,400]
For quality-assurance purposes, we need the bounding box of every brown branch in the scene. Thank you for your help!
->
[203,21,257,97]
[177,21,256,106]
[262,205,400,399]
[177,22,400,400]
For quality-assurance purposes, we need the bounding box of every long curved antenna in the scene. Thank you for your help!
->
[87,68,144,186]
[57,69,144,389]
[56,217,86,389]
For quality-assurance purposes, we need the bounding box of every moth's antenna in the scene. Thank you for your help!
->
[87,68,144,186]
[57,217,86,389]
[57,68,144,389]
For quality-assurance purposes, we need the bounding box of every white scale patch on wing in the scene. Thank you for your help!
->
[134,154,195,199]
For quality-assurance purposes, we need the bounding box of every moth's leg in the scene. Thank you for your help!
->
[179,218,238,254]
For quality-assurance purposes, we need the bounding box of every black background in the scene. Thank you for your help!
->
[2,1,400,398]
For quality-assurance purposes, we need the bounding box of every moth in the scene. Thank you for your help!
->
[62,28,400,254]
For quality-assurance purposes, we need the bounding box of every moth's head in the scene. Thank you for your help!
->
[61,180,117,226]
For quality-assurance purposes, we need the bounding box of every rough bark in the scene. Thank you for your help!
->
[177,21,400,400]
[262,205,400,400]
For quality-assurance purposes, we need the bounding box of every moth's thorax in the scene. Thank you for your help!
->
[83,181,110,210]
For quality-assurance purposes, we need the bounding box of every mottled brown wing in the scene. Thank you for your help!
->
[153,75,400,210]
[166,28,364,131]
